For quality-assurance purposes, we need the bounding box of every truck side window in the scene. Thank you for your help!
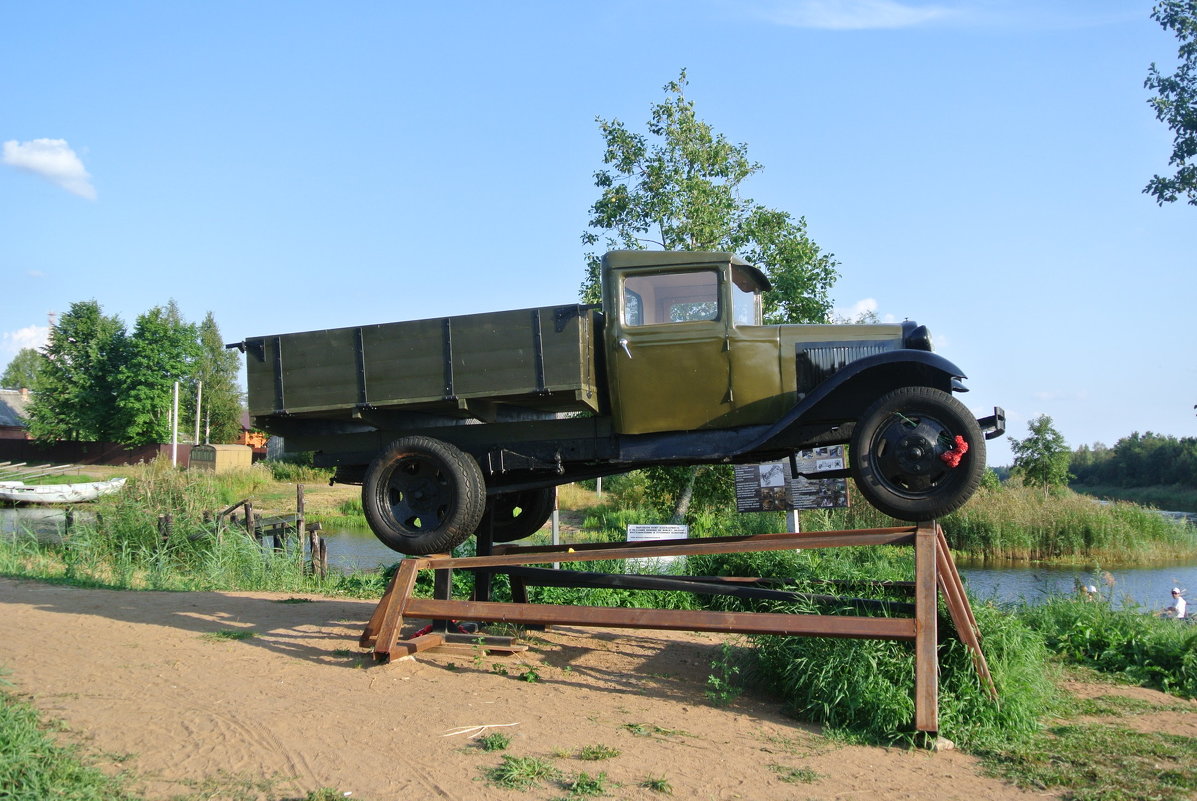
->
[623,270,720,326]
[731,266,763,326]
[624,288,643,326]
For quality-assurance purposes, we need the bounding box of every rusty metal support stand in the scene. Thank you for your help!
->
[358,523,994,736]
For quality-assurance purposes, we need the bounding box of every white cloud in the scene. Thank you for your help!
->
[757,0,957,30]
[832,298,898,323]
[1,325,49,359]
[839,297,879,320]
[2,138,97,200]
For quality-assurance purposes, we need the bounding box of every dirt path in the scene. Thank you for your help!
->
[0,578,1103,800]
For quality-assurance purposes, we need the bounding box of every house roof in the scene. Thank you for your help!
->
[0,389,31,428]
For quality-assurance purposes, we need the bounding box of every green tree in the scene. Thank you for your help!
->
[26,301,127,441]
[1144,0,1197,206]
[1011,415,1073,492]
[189,312,243,443]
[580,70,840,521]
[1,348,44,389]
[113,301,200,445]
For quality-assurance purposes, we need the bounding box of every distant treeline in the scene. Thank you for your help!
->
[1070,431,1197,488]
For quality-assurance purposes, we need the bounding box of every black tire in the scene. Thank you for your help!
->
[361,436,486,555]
[849,386,985,521]
[478,487,556,544]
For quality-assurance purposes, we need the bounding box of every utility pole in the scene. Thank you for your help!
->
[194,381,202,445]
[171,381,179,466]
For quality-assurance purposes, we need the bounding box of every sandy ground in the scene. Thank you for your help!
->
[2,577,1192,801]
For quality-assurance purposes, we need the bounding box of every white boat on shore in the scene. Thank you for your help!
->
[0,477,127,504]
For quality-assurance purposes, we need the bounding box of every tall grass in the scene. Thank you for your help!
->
[941,485,1194,563]
[746,602,1057,749]
[684,546,1058,749]
[0,459,385,597]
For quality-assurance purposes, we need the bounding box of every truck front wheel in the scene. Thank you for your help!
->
[478,487,556,543]
[849,387,985,521]
[362,436,486,555]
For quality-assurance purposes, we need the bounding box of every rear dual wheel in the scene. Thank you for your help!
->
[362,436,486,555]
[479,487,556,544]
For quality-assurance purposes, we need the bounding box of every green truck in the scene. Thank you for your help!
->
[237,251,1004,555]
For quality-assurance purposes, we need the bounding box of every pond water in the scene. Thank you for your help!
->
[3,507,1194,614]
[956,560,1197,614]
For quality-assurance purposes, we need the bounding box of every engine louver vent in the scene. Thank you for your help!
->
[797,341,897,395]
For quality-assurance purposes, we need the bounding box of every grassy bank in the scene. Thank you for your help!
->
[0,459,385,598]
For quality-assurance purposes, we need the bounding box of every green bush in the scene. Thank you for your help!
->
[1019,598,1197,698]
[263,454,335,484]
[686,546,1057,749]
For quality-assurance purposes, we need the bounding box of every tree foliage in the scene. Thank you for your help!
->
[24,301,244,446]
[26,301,127,442]
[190,312,244,444]
[1144,0,1197,206]
[0,348,44,390]
[113,301,200,446]
[580,70,840,521]
[1071,431,1197,487]
[580,70,839,324]
[1010,415,1072,491]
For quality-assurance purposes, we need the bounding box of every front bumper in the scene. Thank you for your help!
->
[977,407,1006,440]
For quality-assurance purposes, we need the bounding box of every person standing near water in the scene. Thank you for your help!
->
[1166,587,1186,619]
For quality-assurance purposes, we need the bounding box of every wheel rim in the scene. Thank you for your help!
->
[382,455,453,533]
[868,410,962,497]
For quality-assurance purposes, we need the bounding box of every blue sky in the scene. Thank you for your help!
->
[1,0,1193,467]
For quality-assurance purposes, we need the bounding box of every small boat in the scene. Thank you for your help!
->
[0,477,127,504]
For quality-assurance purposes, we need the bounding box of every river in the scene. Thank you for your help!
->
[3,508,1194,614]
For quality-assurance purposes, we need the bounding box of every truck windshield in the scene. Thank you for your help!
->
[623,270,720,326]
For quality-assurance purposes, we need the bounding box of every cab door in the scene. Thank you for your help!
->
[605,267,731,435]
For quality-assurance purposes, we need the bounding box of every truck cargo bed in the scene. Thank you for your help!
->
[245,304,602,421]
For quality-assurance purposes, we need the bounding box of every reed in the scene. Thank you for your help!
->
[0,459,373,595]
[940,485,1194,563]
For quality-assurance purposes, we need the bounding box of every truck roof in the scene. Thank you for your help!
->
[601,250,771,291]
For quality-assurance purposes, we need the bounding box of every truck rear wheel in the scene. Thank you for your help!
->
[849,386,984,521]
[362,436,486,555]
[479,487,556,543]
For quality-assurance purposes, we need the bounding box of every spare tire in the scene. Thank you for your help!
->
[361,436,486,555]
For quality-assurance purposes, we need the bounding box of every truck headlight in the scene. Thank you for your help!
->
[905,325,933,351]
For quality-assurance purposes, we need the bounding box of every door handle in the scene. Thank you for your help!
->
[618,337,632,359]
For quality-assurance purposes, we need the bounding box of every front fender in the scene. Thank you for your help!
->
[742,350,967,454]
